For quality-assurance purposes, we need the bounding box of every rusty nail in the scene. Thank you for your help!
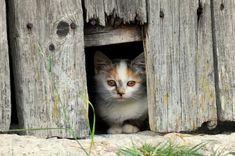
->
[49,44,55,51]
[70,22,76,29]
[26,23,33,30]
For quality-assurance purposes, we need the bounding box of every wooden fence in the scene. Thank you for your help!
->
[0,0,235,138]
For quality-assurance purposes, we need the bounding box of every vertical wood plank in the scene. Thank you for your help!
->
[212,0,235,121]
[0,0,11,131]
[145,0,217,132]
[84,0,147,26]
[8,0,89,138]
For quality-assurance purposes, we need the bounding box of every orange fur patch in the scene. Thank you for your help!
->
[108,64,141,83]
[127,68,140,82]
[110,67,118,79]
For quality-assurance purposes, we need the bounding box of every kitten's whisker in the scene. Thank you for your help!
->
[104,95,112,101]
[129,96,138,101]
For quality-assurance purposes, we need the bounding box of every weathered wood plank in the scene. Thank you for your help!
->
[145,0,217,132]
[8,0,89,138]
[0,0,11,132]
[84,0,147,26]
[212,0,235,121]
[84,25,142,47]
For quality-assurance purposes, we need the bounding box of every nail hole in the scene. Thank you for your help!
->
[49,44,55,51]
[70,22,76,29]
[197,4,203,17]
[220,3,224,11]
[197,3,203,21]
[26,23,33,30]
[160,10,164,18]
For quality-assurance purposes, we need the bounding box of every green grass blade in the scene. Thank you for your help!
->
[117,142,207,156]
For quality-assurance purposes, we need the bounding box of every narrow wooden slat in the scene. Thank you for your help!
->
[84,25,142,47]
[0,0,11,131]
[212,0,235,121]
[84,0,147,26]
[8,0,89,138]
[145,0,217,132]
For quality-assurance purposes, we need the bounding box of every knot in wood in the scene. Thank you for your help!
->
[56,21,69,37]
[26,23,33,30]
[220,3,224,11]
[160,10,164,18]
[49,44,55,51]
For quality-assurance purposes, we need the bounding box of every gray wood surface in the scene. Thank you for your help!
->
[85,25,142,47]
[0,0,11,131]
[212,0,235,121]
[145,0,217,132]
[84,0,147,26]
[8,0,89,138]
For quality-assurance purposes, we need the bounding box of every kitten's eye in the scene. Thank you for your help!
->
[127,81,136,87]
[107,80,116,87]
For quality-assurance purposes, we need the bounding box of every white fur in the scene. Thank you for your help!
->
[122,124,139,133]
[107,125,122,134]
[117,61,128,81]
[97,96,148,125]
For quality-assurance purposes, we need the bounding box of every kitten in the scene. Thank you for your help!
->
[94,51,148,134]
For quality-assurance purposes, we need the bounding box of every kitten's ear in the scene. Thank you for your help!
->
[131,52,145,74]
[94,51,112,73]
[132,52,145,67]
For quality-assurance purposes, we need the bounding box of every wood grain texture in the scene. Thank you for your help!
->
[8,0,89,138]
[212,0,235,121]
[84,25,142,47]
[144,0,217,132]
[0,0,11,131]
[84,0,147,26]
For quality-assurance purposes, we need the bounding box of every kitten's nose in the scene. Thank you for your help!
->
[117,88,125,97]
[117,92,125,97]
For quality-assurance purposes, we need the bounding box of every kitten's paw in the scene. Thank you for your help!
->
[122,124,139,134]
[107,126,122,134]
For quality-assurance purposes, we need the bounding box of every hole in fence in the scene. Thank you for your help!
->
[9,60,19,131]
[197,2,203,21]
[220,3,224,11]
[196,121,235,135]
[6,0,19,132]
[85,41,149,134]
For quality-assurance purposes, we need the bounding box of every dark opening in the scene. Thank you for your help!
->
[195,121,235,135]
[6,0,19,131]
[9,54,19,130]
[85,41,149,134]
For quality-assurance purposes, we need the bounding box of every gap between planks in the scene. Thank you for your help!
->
[84,25,142,47]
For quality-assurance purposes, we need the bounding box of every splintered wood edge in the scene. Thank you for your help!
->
[84,25,142,47]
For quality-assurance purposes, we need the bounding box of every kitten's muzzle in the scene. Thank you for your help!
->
[117,87,125,97]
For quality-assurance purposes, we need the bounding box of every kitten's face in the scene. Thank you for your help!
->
[94,51,146,102]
